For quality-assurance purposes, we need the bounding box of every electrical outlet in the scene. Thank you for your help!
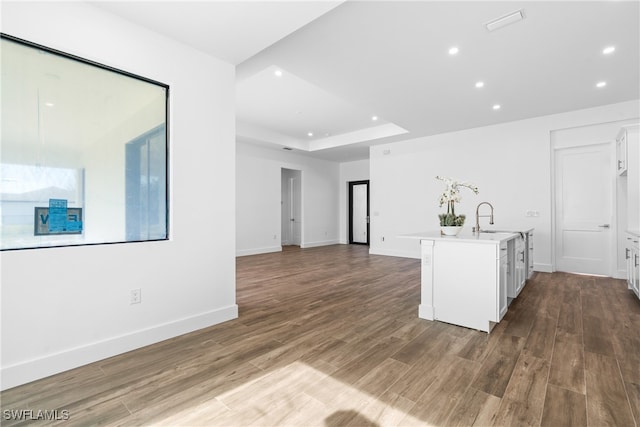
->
[130,288,141,305]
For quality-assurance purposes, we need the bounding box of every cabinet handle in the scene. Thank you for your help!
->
[636,255,639,267]
[626,248,631,259]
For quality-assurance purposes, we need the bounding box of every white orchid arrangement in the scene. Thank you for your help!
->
[436,176,479,226]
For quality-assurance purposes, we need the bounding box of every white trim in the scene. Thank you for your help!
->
[534,263,553,273]
[236,246,282,257]
[418,304,434,320]
[368,248,419,259]
[301,239,340,248]
[1,305,238,391]
[615,269,627,280]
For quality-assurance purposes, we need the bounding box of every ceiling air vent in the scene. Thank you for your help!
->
[485,10,524,32]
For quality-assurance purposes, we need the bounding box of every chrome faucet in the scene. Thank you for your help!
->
[474,202,494,233]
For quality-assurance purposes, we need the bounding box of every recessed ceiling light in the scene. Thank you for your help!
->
[44,102,54,107]
[274,70,283,77]
[596,81,607,88]
[602,46,615,55]
[448,46,459,55]
[492,104,501,110]
[372,115,378,121]
[485,9,524,32]
[475,81,484,88]
[307,132,313,137]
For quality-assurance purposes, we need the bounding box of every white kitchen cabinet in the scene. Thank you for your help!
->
[627,233,639,300]
[515,235,526,296]
[410,231,516,332]
[499,241,509,315]
[403,229,533,333]
[431,239,508,332]
[507,234,527,298]
[526,231,534,279]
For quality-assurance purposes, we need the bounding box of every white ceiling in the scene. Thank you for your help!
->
[93,0,640,162]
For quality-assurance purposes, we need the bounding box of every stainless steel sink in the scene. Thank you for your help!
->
[480,230,524,238]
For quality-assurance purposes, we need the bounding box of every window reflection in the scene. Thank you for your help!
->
[0,35,168,250]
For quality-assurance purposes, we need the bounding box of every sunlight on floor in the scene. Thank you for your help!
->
[148,361,432,426]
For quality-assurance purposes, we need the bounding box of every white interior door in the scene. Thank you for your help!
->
[281,168,301,246]
[352,183,368,244]
[554,143,613,276]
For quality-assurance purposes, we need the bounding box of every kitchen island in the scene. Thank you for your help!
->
[402,229,533,332]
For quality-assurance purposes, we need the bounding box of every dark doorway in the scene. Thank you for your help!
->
[349,180,370,245]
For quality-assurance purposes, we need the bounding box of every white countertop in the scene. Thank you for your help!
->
[400,229,520,244]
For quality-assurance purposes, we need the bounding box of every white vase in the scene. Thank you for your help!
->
[441,226,463,236]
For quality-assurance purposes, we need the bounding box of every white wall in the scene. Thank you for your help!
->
[236,141,340,255]
[0,2,237,390]
[339,159,370,243]
[370,101,639,275]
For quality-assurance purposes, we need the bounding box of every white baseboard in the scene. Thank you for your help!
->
[236,246,282,257]
[301,239,340,248]
[534,263,553,273]
[1,305,238,391]
[418,304,435,320]
[369,248,420,259]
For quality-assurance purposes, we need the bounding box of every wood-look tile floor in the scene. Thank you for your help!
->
[2,244,639,426]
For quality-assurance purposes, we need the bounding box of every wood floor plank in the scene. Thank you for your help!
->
[1,245,638,427]
[491,398,542,427]
[626,380,640,426]
[522,315,557,360]
[329,337,405,386]
[488,352,549,426]
[582,314,616,357]
[557,295,583,336]
[456,323,506,363]
[352,358,410,398]
[611,331,640,384]
[502,306,536,338]
[540,384,587,427]
[584,351,636,427]
[501,352,549,407]
[548,340,585,394]
[445,387,502,427]
[406,355,480,425]
[350,390,415,427]
[471,335,525,398]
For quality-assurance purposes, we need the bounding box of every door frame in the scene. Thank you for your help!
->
[348,180,370,245]
[281,168,302,247]
[551,141,616,276]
